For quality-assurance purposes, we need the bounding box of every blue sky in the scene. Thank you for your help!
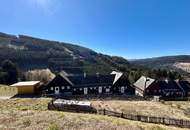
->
[0,0,190,59]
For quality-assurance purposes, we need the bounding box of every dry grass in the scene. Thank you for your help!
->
[0,84,17,96]
[0,98,189,130]
[92,100,190,121]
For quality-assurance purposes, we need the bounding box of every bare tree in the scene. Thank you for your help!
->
[25,69,55,83]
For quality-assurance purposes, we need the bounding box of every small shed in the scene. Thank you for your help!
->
[10,81,41,94]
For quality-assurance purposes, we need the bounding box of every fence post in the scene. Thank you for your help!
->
[137,115,140,121]
[147,116,149,122]
[121,112,123,118]
[103,109,106,115]
[163,117,165,124]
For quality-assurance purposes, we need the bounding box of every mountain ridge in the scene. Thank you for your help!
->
[130,55,190,76]
[0,32,130,75]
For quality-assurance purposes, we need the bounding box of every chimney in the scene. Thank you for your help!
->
[96,72,99,77]
[84,72,86,78]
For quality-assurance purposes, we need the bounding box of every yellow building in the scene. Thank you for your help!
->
[10,81,41,94]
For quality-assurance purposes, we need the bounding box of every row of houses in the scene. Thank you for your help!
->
[10,71,190,98]
[45,71,133,95]
[134,76,190,97]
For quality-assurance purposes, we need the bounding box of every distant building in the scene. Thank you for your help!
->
[111,71,133,94]
[159,80,184,97]
[133,76,160,96]
[133,76,190,97]
[10,81,41,94]
[176,80,190,97]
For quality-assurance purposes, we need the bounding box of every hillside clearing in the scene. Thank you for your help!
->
[0,98,190,130]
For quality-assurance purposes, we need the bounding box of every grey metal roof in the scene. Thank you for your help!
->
[111,71,123,84]
[133,76,155,90]
[67,74,115,88]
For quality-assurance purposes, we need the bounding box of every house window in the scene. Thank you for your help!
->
[51,87,53,91]
[159,89,161,93]
[67,86,70,89]
[106,88,110,93]
[121,87,125,94]
[99,86,102,94]
[80,88,82,91]
[55,87,59,94]
[62,86,65,90]
[154,90,157,93]
[84,88,88,95]
[73,88,76,91]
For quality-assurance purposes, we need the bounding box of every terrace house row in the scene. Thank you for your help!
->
[134,76,190,97]
[45,71,134,95]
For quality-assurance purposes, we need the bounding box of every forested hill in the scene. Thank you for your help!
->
[131,55,190,68]
[130,55,190,75]
[0,32,130,74]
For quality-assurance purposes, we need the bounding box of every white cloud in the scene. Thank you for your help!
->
[30,0,62,15]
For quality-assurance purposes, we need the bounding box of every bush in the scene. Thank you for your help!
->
[23,118,31,127]
[47,123,60,130]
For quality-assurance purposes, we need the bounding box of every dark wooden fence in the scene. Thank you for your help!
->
[160,96,190,101]
[97,109,190,128]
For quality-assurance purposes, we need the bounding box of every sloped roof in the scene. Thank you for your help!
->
[10,81,40,87]
[59,70,69,77]
[177,80,190,91]
[59,73,73,86]
[111,71,123,84]
[133,76,155,90]
[67,74,115,88]
[159,80,180,90]
[46,73,73,87]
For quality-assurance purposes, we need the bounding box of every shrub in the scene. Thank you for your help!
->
[47,123,60,130]
[23,118,31,127]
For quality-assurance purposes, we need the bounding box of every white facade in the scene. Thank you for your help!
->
[135,90,143,96]
[84,88,88,95]
[98,86,102,94]
[55,87,60,94]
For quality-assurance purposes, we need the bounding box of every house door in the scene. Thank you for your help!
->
[121,87,125,94]
[84,88,88,95]
[55,87,60,94]
[99,87,102,94]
